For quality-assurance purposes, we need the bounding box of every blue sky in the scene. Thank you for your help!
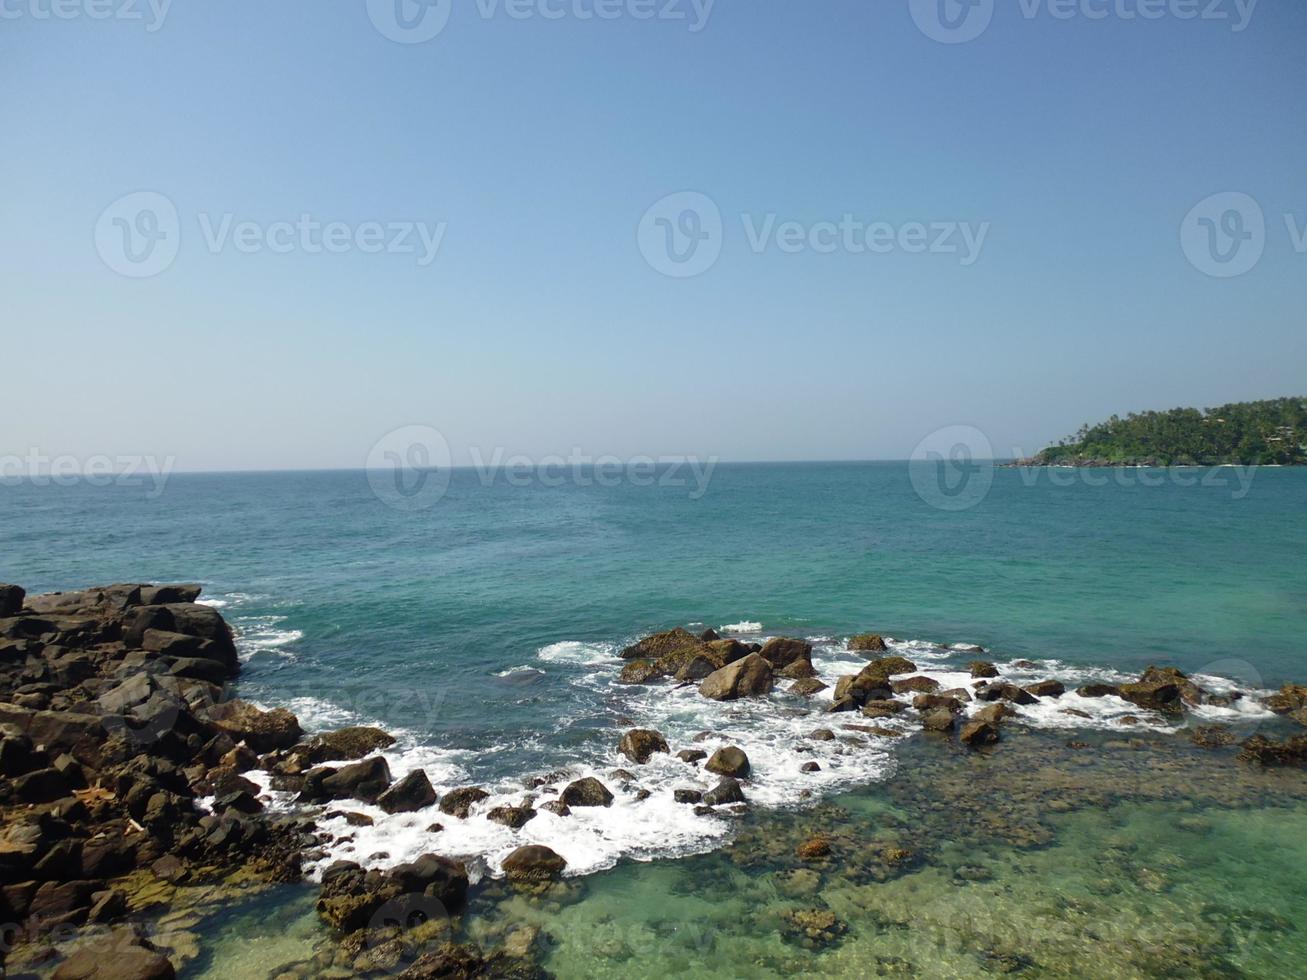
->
[3,0,1305,470]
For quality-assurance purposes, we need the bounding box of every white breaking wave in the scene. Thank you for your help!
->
[259,632,1276,887]
[493,665,545,678]
[721,621,762,633]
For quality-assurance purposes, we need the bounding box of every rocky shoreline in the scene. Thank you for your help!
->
[5,586,1307,978]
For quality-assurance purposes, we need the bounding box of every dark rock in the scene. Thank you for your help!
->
[539,800,571,817]
[617,659,663,684]
[1261,683,1307,715]
[674,789,703,804]
[913,694,965,715]
[438,786,491,819]
[1025,680,1065,698]
[705,746,750,778]
[1077,683,1121,698]
[758,637,813,670]
[797,835,831,860]
[620,627,703,661]
[800,761,821,773]
[677,749,707,764]
[618,728,670,765]
[304,756,393,804]
[861,699,908,719]
[892,676,941,695]
[970,661,999,678]
[848,633,888,653]
[1118,677,1184,716]
[973,703,1017,724]
[699,628,721,642]
[559,777,613,808]
[808,728,836,741]
[978,682,1038,706]
[13,766,73,804]
[52,930,176,980]
[777,657,818,680]
[377,769,437,814]
[698,653,773,701]
[151,854,190,883]
[487,805,536,829]
[501,845,566,881]
[0,584,25,617]
[702,777,746,806]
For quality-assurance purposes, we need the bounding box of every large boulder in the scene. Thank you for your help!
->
[617,660,663,684]
[302,756,392,803]
[977,683,1037,706]
[699,654,773,701]
[559,777,613,808]
[206,700,302,753]
[502,845,567,881]
[377,769,437,814]
[702,777,747,806]
[618,729,670,765]
[969,661,999,678]
[284,727,397,768]
[704,746,750,778]
[960,719,1001,747]
[758,638,812,670]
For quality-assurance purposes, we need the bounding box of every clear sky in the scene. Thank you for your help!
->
[4,0,1305,471]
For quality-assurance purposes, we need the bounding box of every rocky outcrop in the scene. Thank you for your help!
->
[1025,680,1065,698]
[702,777,746,806]
[960,719,1001,747]
[618,729,670,765]
[317,853,468,933]
[970,661,999,678]
[699,654,773,701]
[1077,683,1121,698]
[301,756,393,804]
[789,678,828,697]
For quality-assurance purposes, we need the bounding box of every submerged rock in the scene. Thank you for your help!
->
[1239,734,1307,766]
[789,678,828,697]
[960,719,1001,747]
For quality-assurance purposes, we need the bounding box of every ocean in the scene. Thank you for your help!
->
[4,462,1307,976]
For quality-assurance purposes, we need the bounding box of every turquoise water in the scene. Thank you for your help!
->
[5,463,1307,975]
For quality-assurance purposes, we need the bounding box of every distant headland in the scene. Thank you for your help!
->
[1016,397,1307,467]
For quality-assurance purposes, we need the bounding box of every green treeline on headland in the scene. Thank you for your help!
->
[1032,397,1307,466]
